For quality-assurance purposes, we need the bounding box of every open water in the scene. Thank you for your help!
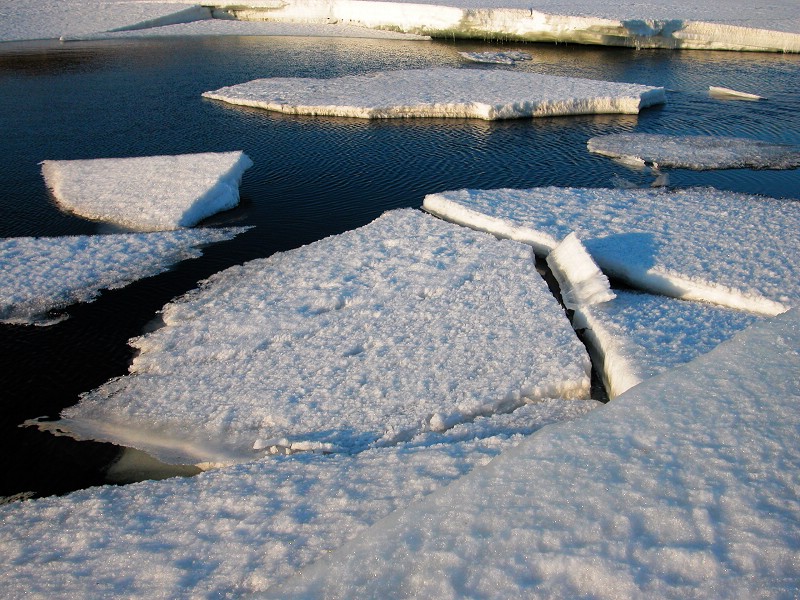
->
[1,34,798,500]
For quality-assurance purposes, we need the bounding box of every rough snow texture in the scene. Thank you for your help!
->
[268,308,800,600]
[424,186,800,315]
[573,289,760,398]
[202,68,665,120]
[588,134,800,170]
[0,228,247,326]
[546,232,615,310]
[42,152,253,232]
[1,0,798,51]
[458,50,531,64]
[53,209,590,465]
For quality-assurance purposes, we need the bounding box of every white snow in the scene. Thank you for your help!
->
[545,232,615,310]
[41,152,253,232]
[588,134,800,171]
[267,307,800,599]
[424,186,800,315]
[1,0,798,51]
[0,228,247,326]
[202,68,665,120]
[44,209,590,466]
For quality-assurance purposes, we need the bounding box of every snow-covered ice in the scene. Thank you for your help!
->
[46,209,590,465]
[0,228,247,326]
[424,186,800,315]
[588,134,800,171]
[458,50,531,64]
[41,152,253,232]
[203,68,665,120]
[545,232,616,310]
[267,307,800,599]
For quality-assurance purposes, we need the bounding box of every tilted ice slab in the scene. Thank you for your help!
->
[268,308,800,599]
[588,134,800,170]
[42,152,253,232]
[53,209,590,465]
[218,0,800,52]
[202,68,665,120]
[0,228,247,326]
[0,0,212,43]
[424,186,800,315]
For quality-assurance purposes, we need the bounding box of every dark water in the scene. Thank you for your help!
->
[1,35,799,500]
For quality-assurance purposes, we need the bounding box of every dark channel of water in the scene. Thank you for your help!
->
[0,35,798,501]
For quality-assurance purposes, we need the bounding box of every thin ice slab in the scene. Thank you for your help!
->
[0,228,247,326]
[50,209,590,466]
[588,133,800,170]
[202,68,665,120]
[42,151,253,231]
[268,308,800,600]
[424,186,800,315]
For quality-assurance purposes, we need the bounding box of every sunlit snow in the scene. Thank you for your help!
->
[588,133,800,170]
[0,228,247,326]
[48,209,590,465]
[268,308,800,599]
[202,68,665,120]
[41,152,253,231]
[424,186,800,315]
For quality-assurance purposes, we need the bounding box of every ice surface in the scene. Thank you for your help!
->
[202,68,665,120]
[458,50,532,64]
[588,134,800,170]
[574,289,761,397]
[51,209,590,465]
[41,152,253,232]
[546,232,615,310]
[424,186,800,315]
[709,85,764,100]
[268,307,800,599]
[0,228,247,326]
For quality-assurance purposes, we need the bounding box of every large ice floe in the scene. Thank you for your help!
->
[202,68,665,120]
[44,209,591,466]
[0,228,247,326]
[41,152,253,232]
[546,232,760,398]
[267,307,800,599]
[0,398,602,597]
[588,133,800,171]
[424,186,800,315]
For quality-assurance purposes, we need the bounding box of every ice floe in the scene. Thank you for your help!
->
[47,209,590,465]
[202,68,665,120]
[587,133,800,170]
[41,152,253,232]
[458,50,532,64]
[0,228,248,326]
[709,85,764,100]
[268,307,800,599]
[424,186,800,315]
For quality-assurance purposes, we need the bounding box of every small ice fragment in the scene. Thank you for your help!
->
[458,51,532,64]
[547,233,615,310]
[709,86,764,100]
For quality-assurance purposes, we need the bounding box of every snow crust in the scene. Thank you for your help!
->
[0,228,247,326]
[545,232,615,310]
[41,152,253,232]
[588,134,800,171]
[268,307,800,599]
[52,209,590,465]
[203,68,665,120]
[424,186,800,315]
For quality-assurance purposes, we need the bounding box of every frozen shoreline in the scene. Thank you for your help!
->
[0,0,798,51]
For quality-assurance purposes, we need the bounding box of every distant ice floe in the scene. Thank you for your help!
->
[0,228,248,326]
[709,86,764,100]
[41,152,253,232]
[45,209,590,466]
[458,50,532,64]
[587,133,800,170]
[202,68,665,120]
[423,186,800,315]
[267,308,800,599]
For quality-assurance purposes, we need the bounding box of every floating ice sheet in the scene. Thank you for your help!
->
[458,50,532,64]
[52,209,590,465]
[202,68,665,120]
[42,152,253,231]
[0,228,247,326]
[424,186,800,315]
[709,86,764,100]
[269,308,800,599]
[588,133,800,170]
